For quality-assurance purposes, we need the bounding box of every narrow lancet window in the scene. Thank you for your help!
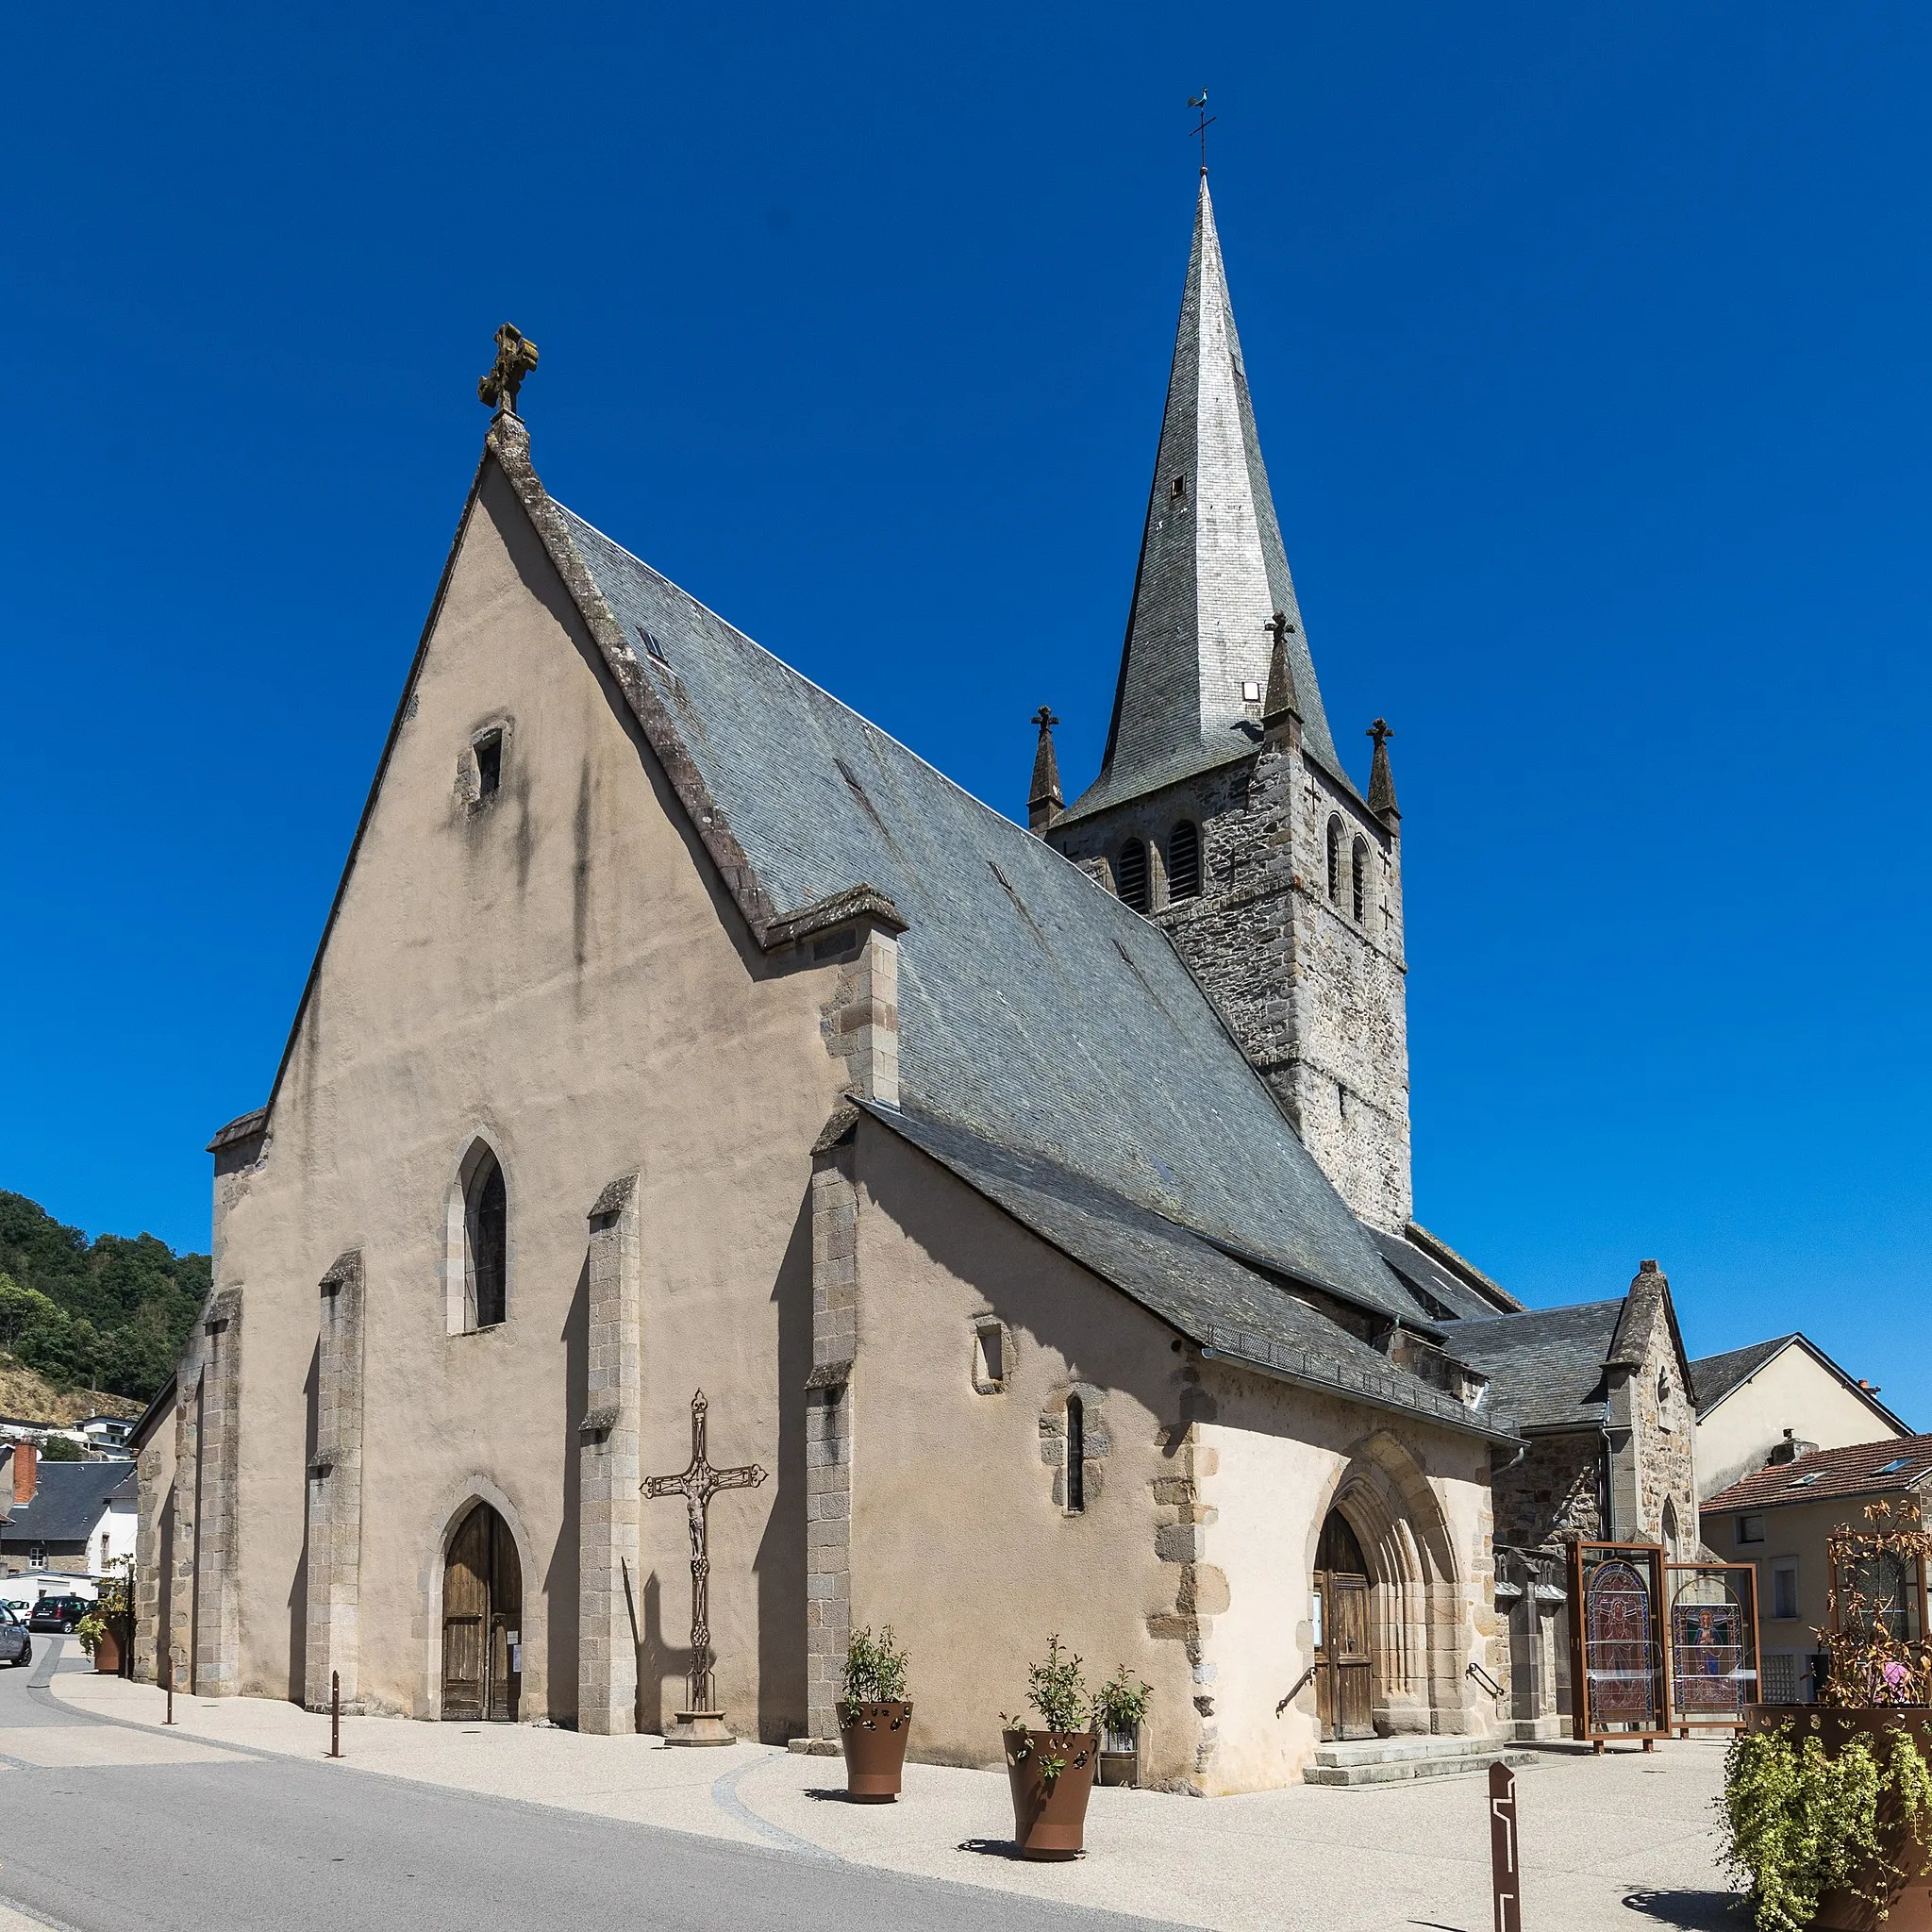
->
[1351,837,1368,923]
[475,729,503,801]
[1118,840,1150,913]
[1066,1395,1086,1513]
[1168,822,1201,901]
[1326,818,1343,904]
[467,1148,508,1329]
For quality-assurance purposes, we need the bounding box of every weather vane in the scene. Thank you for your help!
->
[1189,91,1217,173]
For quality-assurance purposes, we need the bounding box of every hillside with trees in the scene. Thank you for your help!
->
[0,1191,208,1405]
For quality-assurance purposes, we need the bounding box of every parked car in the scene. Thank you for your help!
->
[27,1596,90,1634]
[0,1607,30,1668]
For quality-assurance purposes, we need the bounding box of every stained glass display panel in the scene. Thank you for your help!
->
[1574,1543,1667,1739]
[1667,1564,1759,1727]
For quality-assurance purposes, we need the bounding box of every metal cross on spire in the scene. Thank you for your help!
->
[1188,92,1217,173]
[643,1391,766,1722]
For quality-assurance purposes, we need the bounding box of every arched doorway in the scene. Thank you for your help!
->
[1313,1508,1374,1740]
[442,1502,522,1722]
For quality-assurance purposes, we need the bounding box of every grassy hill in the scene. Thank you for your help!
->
[0,1191,208,1404]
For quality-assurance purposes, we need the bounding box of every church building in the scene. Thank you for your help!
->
[133,175,1702,1788]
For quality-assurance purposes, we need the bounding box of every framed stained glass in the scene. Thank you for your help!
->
[1666,1563,1760,1732]
[1568,1541,1669,1744]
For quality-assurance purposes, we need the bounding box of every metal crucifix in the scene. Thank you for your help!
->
[643,1391,766,1721]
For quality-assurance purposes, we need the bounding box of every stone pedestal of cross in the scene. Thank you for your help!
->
[644,1390,767,1745]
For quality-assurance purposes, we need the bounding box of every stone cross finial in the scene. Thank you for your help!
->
[1261,611,1301,731]
[1028,707,1064,833]
[478,324,540,417]
[1366,718,1400,825]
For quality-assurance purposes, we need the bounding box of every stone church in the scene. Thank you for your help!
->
[132,175,1702,1789]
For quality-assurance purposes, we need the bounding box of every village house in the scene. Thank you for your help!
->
[135,174,1723,1788]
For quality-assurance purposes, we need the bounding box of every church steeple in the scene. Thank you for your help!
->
[1068,175,1351,820]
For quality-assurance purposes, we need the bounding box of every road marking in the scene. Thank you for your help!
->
[711,1757,841,1862]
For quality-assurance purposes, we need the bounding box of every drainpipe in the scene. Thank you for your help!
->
[1600,1426,1617,1541]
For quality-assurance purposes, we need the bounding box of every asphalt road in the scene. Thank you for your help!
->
[0,1643,1178,1932]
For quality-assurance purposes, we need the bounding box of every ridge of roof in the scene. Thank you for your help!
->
[1065,175,1358,824]
[1704,1432,1932,1515]
[0,1459,137,1544]
[1689,1334,1911,1434]
[1400,1222,1524,1313]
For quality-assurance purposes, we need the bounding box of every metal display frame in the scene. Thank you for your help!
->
[1665,1561,1761,1735]
[1568,1539,1671,1749]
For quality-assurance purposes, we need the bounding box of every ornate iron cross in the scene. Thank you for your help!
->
[643,1391,766,1714]
[477,322,540,416]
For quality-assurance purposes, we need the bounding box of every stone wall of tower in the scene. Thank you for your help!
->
[1045,736,1411,1233]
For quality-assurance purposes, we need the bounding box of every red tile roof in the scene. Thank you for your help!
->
[1704,1433,1932,1514]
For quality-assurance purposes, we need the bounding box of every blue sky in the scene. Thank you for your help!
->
[5,3,1928,1418]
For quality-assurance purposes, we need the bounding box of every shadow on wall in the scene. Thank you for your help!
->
[542,1257,590,1723]
[288,1338,320,1705]
[640,1570,691,1734]
[755,1189,812,1744]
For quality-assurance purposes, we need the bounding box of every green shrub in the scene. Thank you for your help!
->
[1094,1665,1152,1743]
[841,1625,908,1704]
[1722,1722,1932,1931]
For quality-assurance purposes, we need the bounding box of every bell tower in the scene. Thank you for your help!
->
[1041,175,1412,1233]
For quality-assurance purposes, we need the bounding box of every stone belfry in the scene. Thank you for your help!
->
[1042,173,1412,1234]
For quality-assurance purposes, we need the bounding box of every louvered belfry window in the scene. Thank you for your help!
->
[1118,840,1150,912]
[1168,822,1201,900]
[1326,818,1344,903]
[1351,837,1368,923]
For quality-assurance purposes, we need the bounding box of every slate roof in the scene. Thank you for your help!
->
[1689,1338,1792,1415]
[1061,175,1358,824]
[1705,1434,1932,1514]
[1443,1301,1626,1431]
[558,500,1443,1340]
[1,1462,136,1548]
[1367,1229,1513,1323]
[870,1104,1512,1441]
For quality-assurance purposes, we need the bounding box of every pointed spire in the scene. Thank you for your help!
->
[1367,719,1400,827]
[1066,175,1353,821]
[1027,706,1064,832]
[1261,610,1301,735]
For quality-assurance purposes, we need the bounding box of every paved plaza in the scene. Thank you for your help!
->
[16,1645,1743,1931]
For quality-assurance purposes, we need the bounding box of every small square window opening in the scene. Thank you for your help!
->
[1737,1512,1766,1545]
[1241,680,1262,703]
[475,730,504,801]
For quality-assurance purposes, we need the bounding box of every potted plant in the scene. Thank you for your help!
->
[1094,1665,1151,1788]
[74,1608,119,1674]
[1724,1503,1932,1930]
[837,1625,912,1802]
[1002,1635,1099,1859]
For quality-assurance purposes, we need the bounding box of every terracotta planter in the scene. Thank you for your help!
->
[1744,1705,1932,1931]
[1004,1729,1097,1859]
[837,1700,912,1801]
[91,1627,121,1675]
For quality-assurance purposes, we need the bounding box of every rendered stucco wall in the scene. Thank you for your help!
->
[1698,1349,1905,1500]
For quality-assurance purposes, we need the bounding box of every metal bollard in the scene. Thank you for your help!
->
[329,1670,341,1758]
[1489,1760,1522,1932]
[164,1656,175,1726]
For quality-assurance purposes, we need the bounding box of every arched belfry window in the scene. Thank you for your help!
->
[1167,822,1201,901]
[1351,837,1369,923]
[1325,818,1344,904]
[1118,840,1150,913]
[448,1141,508,1334]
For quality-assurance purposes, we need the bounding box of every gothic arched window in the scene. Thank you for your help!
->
[1167,822,1201,901]
[1351,837,1369,923]
[1065,1395,1086,1513]
[1118,840,1150,913]
[1325,817,1344,904]
[462,1144,508,1330]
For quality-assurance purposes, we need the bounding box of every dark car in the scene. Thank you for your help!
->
[0,1607,29,1667]
[26,1595,90,1634]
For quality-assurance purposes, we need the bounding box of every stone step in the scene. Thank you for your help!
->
[1304,1740,1541,1788]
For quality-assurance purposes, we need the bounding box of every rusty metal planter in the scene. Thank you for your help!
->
[1745,1705,1932,1931]
[838,1700,912,1801]
[91,1627,121,1675]
[1004,1728,1097,1859]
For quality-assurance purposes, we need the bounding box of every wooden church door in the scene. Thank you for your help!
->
[1314,1508,1374,1740]
[441,1502,523,1722]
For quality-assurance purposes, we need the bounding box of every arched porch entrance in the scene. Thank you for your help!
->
[1311,1433,1476,1739]
[442,1501,522,1722]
